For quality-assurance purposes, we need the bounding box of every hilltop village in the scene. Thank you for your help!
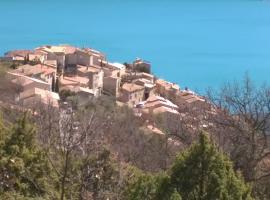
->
[1,45,210,126]
[1,45,269,200]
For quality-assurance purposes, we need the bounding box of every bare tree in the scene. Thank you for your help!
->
[207,75,270,183]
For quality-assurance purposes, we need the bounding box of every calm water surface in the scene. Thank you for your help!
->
[1,0,270,92]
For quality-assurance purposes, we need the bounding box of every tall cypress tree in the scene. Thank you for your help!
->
[55,77,59,93]
[51,75,55,92]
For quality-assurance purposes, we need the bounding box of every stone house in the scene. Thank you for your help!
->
[103,76,121,97]
[138,95,179,116]
[133,58,151,73]
[133,78,156,100]
[120,83,145,107]
[155,79,180,100]
[59,76,90,91]
[65,49,93,73]
[82,48,106,66]
[19,87,60,108]
[28,50,47,63]
[175,91,208,112]
[77,65,104,93]
[13,64,56,84]
[7,72,51,100]
[4,50,33,61]
[36,46,66,70]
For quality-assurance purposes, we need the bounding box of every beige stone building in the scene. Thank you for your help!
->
[133,78,156,100]
[65,49,94,73]
[103,76,121,97]
[36,45,107,74]
[77,65,104,95]
[138,95,179,116]
[19,87,60,108]
[28,50,47,63]
[13,64,56,86]
[120,83,145,107]
[35,46,66,71]
[43,60,57,68]
[7,72,51,92]
[59,76,90,91]
[100,62,125,98]
[138,72,155,83]
[83,48,106,66]
[133,58,151,73]
[155,79,180,100]
[175,91,208,111]
[4,50,33,61]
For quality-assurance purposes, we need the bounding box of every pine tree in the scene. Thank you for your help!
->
[169,189,182,200]
[170,132,253,200]
[124,173,158,200]
[55,77,59,93]
[0,113,58,199]
[125,132,253,200]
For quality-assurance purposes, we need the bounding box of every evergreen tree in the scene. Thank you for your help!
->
[124,173,158,200]
[0,113,58,199]
[55,77,59,93]
[125,132,253,200]
[169,189,182,200]
[170,132,253,200]
[51,75,55,92]
[125,171,181,200]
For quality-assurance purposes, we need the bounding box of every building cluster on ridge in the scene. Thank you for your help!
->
[3,44,208,119]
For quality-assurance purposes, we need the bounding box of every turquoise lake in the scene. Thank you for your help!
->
[1,0,270,92]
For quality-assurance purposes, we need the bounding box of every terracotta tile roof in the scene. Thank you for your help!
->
[82,48,105,57]
[33,49,48,55]
[60,76,89,86]
[77,65,101,73]
[64,46,77,54]
[156,79,180,90]
[8,72,50,87]
[139,95,179,115]
[152,106,179,114]
[36,45,77,54]
[5,50,33,57]
[20,87,59,100]
[20,88,59,107]
[144,96,178,109]
[122,83,144,93]
[134,78,155,88]
[177,91,205,104]
[13,64,56,76]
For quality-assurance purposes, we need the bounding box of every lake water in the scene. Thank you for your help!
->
[1,0,270,92]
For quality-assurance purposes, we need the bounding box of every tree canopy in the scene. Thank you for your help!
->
[0,113,58,199]
[125,133,253,200]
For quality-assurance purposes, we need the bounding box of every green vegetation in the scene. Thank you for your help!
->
[0,107,253,199]
[125,133,252,200]
[0,113,58,199]
[59,89,76,101]
[1,75,269,199]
